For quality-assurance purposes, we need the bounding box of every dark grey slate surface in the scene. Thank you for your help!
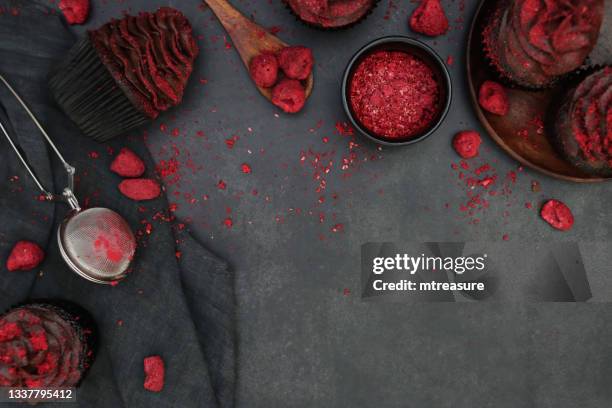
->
[67,0,612,406]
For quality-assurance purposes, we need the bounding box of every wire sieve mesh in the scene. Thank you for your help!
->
[58,208,136,284]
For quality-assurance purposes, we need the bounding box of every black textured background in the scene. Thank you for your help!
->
[42,0,612,406]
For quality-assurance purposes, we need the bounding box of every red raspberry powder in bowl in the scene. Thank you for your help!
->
[348,50,441,140]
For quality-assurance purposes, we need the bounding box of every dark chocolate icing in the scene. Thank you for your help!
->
[484,0,604,88]
[285,0,375,28]
[0,305,87,388]
[89,7,199,118]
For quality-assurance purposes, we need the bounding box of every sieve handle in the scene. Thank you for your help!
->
[0,73,78,208]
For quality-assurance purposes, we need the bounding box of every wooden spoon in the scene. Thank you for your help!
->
[203,0,314,107]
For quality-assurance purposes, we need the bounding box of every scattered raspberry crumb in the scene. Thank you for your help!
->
[223,218,233,228]
[541,200,574,231]
[452,131,482,159]
[217,180,227,190]
[6,241,45,272]
[478,81,509,116]
[240,164,252,174]
[58,0,89,25]
[118,179,161,201]
[110,148,146,178]
[277,46,314,80]
[409,0,449,37]
[144,356,165,393]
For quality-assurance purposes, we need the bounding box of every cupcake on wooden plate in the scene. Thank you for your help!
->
[483,0,604,89]
[551,66,612,176]
[0,301,97,388]
[284,0,380,30]
[49,7,199,142]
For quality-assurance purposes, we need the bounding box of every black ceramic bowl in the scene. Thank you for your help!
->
[342,36,452,146]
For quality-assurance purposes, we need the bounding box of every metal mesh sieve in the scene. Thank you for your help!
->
[58,208,136,284]
[0,72,137,285]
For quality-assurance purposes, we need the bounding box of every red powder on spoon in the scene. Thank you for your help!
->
[349,50,441,139]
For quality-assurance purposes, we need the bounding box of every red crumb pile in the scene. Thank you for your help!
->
[6,241,45,272]
[541,199,574,231]
[409,0,449,37]
[144,355,165,392]
[58,0,89,25]
[349,50,441,139]
[478,81,509,116]
[248,46,313,113]
[453,131,482,159]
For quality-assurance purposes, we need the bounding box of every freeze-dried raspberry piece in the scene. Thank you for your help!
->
[118,179,161,201]
[110,148,146,178]
[277,46,314,81]
[59,0,90,25]
[249,53,279,88]
[272,79,306,113]
[452,131,482,159]
[144,356,165,392]
[478,81,509,116]
[6,241,45,272]
[409,0,449,37]
[541,199,574,231]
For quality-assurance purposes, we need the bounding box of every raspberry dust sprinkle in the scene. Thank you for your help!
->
[449,155,525,226]
[349,51,441,140]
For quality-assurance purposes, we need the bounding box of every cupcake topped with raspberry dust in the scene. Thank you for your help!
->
[0,302,97,388]
[552,66,612,176]
[483,0,604,88]
[284,0,378,29]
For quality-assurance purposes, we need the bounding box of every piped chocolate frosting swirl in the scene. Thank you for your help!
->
[484,0,604,88]
[89,7,199,119]
[0,305,89,388]
[555,67,612,175]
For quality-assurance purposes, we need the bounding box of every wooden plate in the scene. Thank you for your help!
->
[466,0,610,183]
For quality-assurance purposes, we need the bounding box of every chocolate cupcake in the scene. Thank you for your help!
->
[284,0,379,30]
[483,0,604,89]
[0,301,97,388]
[551,66,612,176]
[49,7,199,142]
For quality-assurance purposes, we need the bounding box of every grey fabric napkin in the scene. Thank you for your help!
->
[0,2,236,407]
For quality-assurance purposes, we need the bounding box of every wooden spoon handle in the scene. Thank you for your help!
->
[203,0,286,65]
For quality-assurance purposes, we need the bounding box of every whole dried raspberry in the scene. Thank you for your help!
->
[118,179,161,201]
[6,241,45,272]
[541,200,574,231]
[277,46,314,81]
[59,0,90,25]
[409,0,449,37]
[478,81,509,116]
[452,131,482,159]
[110,148,146,178]
[249,53,279,88]
[144,356,165,392]
[272,79,306,113]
